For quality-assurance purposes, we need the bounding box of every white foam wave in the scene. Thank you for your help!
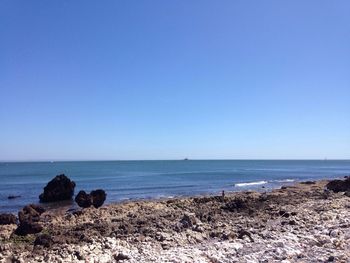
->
[235,181,268,187]
[275,179,295,183]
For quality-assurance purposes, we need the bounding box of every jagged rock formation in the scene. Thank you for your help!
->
[15,204,45,236]
[39,174,76,202]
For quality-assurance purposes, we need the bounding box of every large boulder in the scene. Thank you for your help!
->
[326,177,350,193]
[15,204,45,236]
[91,189,107,208]
[75,189,106,209]
[39,174,76,202]
[75,191,92,208]
[0,214,17,225]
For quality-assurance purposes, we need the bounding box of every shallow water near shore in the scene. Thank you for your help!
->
[0,160,349,213]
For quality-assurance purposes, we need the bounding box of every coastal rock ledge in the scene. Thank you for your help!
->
[39,174,76,203]
[0,213,16,225]
[1,180,350,262]
[326,176,350,193]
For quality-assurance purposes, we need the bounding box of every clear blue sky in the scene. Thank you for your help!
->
[0,1,349,161]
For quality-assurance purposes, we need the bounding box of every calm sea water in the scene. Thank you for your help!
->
[0,160,349,213]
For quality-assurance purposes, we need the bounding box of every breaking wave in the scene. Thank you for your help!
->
[235,181,268,187]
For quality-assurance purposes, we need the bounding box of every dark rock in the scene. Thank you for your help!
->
[180,213,197,228]
[222,197,247,212]
[237,229,254,242]
[73,251,84,261]
[326,177,350,193]
[73,250,84,260]
[16,220,43,236]
[209,231,221,238]
[15,204,45,236]
[39,174,76,203]
[221,232,235,240]
[34,234,53,248]
[75,189,106,208]
[281,221,288,226]
[161,242,170,250]
[114,252,130,261]
[328,256,335,262]
[193,196,223,204]
[279,210,290,218]
[0,213,17,225]
[288,220,297,225]
[7,195,21,200]
[75,191,92,208]
[9,256,21,263]
[155,232,165,241]
[300,181,316,185]
[344,191,350,197]
[91,189,107,208]
[25,204,46,214]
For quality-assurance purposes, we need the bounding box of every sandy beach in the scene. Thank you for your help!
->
[0,179,349,263]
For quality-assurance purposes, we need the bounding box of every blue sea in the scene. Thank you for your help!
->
[0,160,349,213]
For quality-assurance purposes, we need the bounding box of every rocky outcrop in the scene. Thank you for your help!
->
[222,197,247,212]
[0,214,16,225]
[326,177,350,193]
[91,190,107,208]
[75,191,92,208]
[75,189,106,208]
[34,234,53,248]
[39,174,76,202]
[1,180,350,262]
[15,204,45,236]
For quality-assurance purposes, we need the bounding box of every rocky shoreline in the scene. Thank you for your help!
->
[1,179,350,263]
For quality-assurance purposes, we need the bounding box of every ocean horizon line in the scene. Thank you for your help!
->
[1,158,350,163]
